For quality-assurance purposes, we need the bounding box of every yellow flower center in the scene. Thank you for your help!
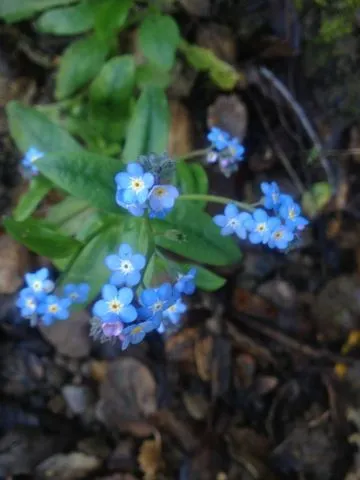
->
[273,230,284,239]
[288,208,296,220]
[70,293,78,300]
[48,304,59,313]
[131,326,143,334]
[130,177,145,192]
[168,304,177,313]
[152,300,164,313]
[26,299,35,309]
[256,223,267,233]
[108,299,123,314]
[154,187,166,197]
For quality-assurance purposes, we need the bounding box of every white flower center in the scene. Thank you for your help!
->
[152,300,165,313]
[154,187,166,198]
[167,304,177,313]
[227,218,239,229]
[272,192,279,203]
[26,298,35,309]
[120,260,134,274]
[48,304,59,313]
[32,280,42,292]
[107,298,123,314]
[256,223,267,233]
[130,177,145,192]
[70,292,79,300]
[288,208,296,220]
[273,230,284,240]
[30,154,41,163]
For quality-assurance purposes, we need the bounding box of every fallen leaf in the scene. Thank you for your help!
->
[138,437,163,480]
[194,336,213,382]
[35,452,101,480]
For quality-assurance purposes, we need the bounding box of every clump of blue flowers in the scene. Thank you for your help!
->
[115,154,179,219]
[16,267,89,326]
[213,181,308,250]
[90,243,196,349]
[207,127,245,178]
[21,147,44,177]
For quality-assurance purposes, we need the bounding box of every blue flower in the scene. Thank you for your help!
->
[279,199,308,231]
[63,283,89,304]
[37,295,71,325]
[139,283,175,321]
[207,127,230,151]
[16,287,40,318]
[25,268,54,297]
[121,320,159,350]
[175,268,197,295]
[227,138,245,161]
[163,298,187,323]
[267,220,294,250]
[105,244,146,287]
[93,284,137,324]
[101,319,124,338]
[245,209,279,245]
[115,189,146,217]
[260,182,281,210]
[21,147,44,176]
[206,151,218,164]
[115,163,154,205]
[213,204,252,239]
[149,208,171,219]
[148,185,179,214]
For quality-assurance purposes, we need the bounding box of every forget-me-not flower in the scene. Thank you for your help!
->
[139,283,175,322]
[93,285,137,323]
[267,220,295,250]
[105,244,146,287]
[115,189,146,217]
[64,283,89,304]
[245,208,279,245]
[261,181,282,210]
[227,138,245,161]
[21,147,44,176]
[25,268,54,297]
[279,199,309,231]
[37,295,71,325]
[175,268,197,295]
[213,204,252,239]
[163,298,187,323]
[121,320,159,350]
[16,287,40,318]
[148,185,179,213]
[115,163,154,205]
[207,127,230,151]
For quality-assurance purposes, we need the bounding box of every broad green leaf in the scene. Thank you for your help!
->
[59,216,152,304]
[6,101,83,153]
[0,0,76,22]
[14,176,52,221]
[135,63,171,88]
[89,0,132,41]
[190,163,208,195]
[302,181,332,217]
[179,40,245,91]
[56,35,109,100]
[36,151,121,213]
[122,86,169,163]
[89,55,135,141]
[47,196,91,226]
[4,217,81,259]
[138,14,180,71]
[176,161,208,209]
[153,204,241,266]
[166,259,226,291]
[35,3,93,35]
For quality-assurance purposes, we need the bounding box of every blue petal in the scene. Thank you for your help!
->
[121,305,137,323]
[37,268,49,280]
[158,283,172,300]
[143,172,155,188]
[110,271,125,286]
[260,182,270,195]
[149,195,162,211]
[127,163,143,176]
[117,287,133,305]
[141,289,157,306]
[249,231,262,244]
[267,217,281,230]
[115,172,130,188]
[102,284,118,301]
[105,254,121,270]
[119,243,132,257]
[221,225,234,236]
[213,215,226,227]
[125,271,141,287]
[132,254,145,270]
[93,300,108,317]
[131,331,146,344]
[123,189,137,204]
[253,209,268,222]
[235,226,247,239]
[225,203,238,218]
[136,189,149,204]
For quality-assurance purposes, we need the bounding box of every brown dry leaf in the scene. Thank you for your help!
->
[0,235,30,294]
[138,437,163,480]
[168,100,193,157]
[182,391,209,420]
[35,452,101,480]
[39,311,91,358]
[196,24,236,63]
[194,336,213,382]
[178,0,210,16]
[90,360,108,383]
[226,426,270,460]
[207,95,248,142]
[97,357,157,437]
[233,288,278,319]
[151,409,199,453]
[165,327,199,363]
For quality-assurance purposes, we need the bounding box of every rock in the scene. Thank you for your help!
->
[35,452,101,480]
[207,95,248,142]
[97,357,157,437]
[62,385,95,415]
[168,100,193,157]
[39,310,91,358]
[0,235,29,294]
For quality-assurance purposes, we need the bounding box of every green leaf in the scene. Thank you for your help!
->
[135,63,171,88]
[122,86,169,163]
[302,181,332,217]
[179,40,245,91]
[138,14,180,71]
[0,0,76,22]
[55,35,109,100]
[89,0,132,41]
[35,3,93,35]
[59,216,152,304]
[153,204,241,266]
[36,151,122,213]
[4,217,81,259]
[6,101,83,153]
[14,176,52,221]
[176,161,208,209]
[167,260,226,291]
[89,55,135,140]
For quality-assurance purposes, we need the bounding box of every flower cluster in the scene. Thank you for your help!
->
[213,181,308,250]
[90,243,196,349]
[207,127,245,178]
[16,268,89,325]
[21,147,44,177]
[115,155,179,219]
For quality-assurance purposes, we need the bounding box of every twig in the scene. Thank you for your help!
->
[259,66,335,189]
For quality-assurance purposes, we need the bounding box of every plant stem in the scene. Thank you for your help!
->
[178,194,255,212]
[177,148,210,162]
